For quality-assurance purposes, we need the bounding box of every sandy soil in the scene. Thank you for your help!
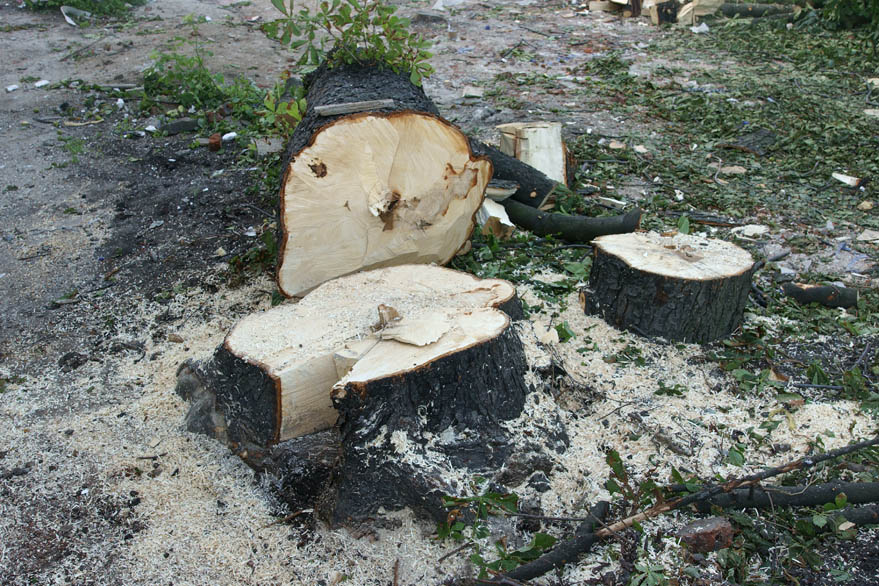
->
[1,0,876,584]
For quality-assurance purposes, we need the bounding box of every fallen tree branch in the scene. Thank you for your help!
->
[674,481,879,512]
[469,140,558,209]
[502,199,643,242]
[496,501,609,582]
[782,282,859,309]
[493,435,879,583]
[595,435,879,537]
[720,2,794,17]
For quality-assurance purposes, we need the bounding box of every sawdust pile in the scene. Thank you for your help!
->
[1,273,872,585]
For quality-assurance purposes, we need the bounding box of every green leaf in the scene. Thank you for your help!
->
[725,446,745,467]
[677,215,690,235]
[270,0,287,15]
[812,513,828,528]
[605,478,621,494]
[555,321,575,343]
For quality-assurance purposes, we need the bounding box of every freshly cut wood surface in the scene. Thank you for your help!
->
[497,122,568,185]
[180,265,520,453]
[279,112,490,297]
[582,232,754,343]
[594,232,754,280]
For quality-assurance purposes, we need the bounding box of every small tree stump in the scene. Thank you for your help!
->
[580,232,755,343]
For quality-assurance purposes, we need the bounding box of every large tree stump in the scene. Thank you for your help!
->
[176,265,556,524]
[177,265,523,447]
[277,63,492,297]
[580,232,755,343]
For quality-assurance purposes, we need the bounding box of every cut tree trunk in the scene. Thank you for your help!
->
[176,265,566,525]
[176,265,524,456]
[277,63,491,298]
[581,232,755,343]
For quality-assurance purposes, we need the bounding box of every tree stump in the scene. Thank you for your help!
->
[277,63,492,297]
[175,265,564,524]
[580,232,755,343]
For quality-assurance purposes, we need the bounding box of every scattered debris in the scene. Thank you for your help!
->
[462,86,484,98]
[832,172,867,188]
[731,224,770,238]
[5,85,19,93]
[208,133,222,151]
[677,517,734,553]
[858,229,879,242]
[60,5,91,26]
[34,80,50,88]
[718,127,776,156]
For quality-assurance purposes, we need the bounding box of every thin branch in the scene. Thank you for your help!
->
[595,435,879,538]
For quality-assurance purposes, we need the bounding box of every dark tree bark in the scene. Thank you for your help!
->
[469,140,559,209]
[503,200,643,242]
[581,232,755,343]
[324,315,534,525]
[782,282,859,309]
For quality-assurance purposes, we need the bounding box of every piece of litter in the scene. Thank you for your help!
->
[633,144,648,154]
[608,140,626,150]
[6,85,19,93]
[462,86,484,98]
[145,125,157,133]
[690,22,710,33]
[731,224,769,238]
[222,132,237,142]
[865,109,879,118]
[116,98,125,109]
[215,247,227,257]
[34,80,50,88]
[60,5,91,26]
[857,229,879,242]
[832,172,864,188]
[674,189,685,201]
[210,169,224,178]
[148,220,164,230]
[244,227,257,237]
[857,200,874,211]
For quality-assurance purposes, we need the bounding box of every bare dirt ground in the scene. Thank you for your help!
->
[1,0,877,584]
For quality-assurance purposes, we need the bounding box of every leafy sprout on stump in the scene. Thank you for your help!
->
[264,0,435,86]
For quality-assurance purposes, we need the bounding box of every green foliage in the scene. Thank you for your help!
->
[630,557,668,586]
[229,229,279,285]
[823,0,879,49]
[555,321,576,343]
[143,28,304,138]
[264,0,434,85]
[604,344,646,367]
[436,478,556,579]
[24,0,144,17]
[654,381,687,397]
[676,214,690,235]
[604,449,660,512]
